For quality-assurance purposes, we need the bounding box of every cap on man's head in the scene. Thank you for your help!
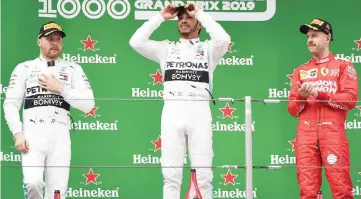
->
[176,6,187,17]
[38,21,66,39]
[300,18,333,41]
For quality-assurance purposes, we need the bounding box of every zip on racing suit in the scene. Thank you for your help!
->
[129,9,230,199]
[287,53,358,199]
[3,55,95,199]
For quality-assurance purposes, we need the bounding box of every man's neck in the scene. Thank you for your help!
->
[313,49,330,59]
[40,53,58,61]
[180,34,198,40]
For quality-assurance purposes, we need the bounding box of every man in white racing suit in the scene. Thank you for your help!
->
[129,3,230,199]
[3,21,95,199]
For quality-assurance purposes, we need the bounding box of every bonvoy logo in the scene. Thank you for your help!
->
[38,0,276,21]
[38,0,131,19]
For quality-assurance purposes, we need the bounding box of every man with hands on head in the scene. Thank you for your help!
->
[288,18,358,199]
[3,21,95,199]
[129,3,231,199]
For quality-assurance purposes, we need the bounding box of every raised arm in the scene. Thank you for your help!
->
[288,68,308,117]
[3,63,26,136]
[195,8,231,69]
[316,62,358,110]
[60,64,95,113]
[129,7,174,63]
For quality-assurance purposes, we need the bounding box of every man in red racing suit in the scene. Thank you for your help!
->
[288,18,358,199]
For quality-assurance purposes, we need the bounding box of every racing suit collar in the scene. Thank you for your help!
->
[38,54,61,67]
[311,52,334,64]
[179,37,200,45]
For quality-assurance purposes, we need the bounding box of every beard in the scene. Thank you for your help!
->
[178,21,200,37]
[46,48,61,59]
[178,26,198,37]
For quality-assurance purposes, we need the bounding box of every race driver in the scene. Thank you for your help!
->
[288,18,358,199]
[129,3,230,199]
[3,21,95,199]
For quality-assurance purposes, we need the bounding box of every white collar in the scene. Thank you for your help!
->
[179,37,200,45]
[38,54,61,66]
[38,54,60,63]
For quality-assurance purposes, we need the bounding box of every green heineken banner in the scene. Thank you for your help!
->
[1,0,361,198]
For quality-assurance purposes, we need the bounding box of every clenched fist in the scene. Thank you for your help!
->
[14,133,29,153]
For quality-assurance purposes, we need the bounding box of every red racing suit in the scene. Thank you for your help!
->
[287,53,358,199]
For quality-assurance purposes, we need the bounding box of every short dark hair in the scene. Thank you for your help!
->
[176,6,187,17]
[176,6,202,36]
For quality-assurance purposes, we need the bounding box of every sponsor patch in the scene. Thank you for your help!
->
[327,153,338,165]
[300,69,318,80]
[347,65,357,79]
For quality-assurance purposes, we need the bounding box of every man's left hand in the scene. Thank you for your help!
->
[184,3,200,17]
[38,74,64,94]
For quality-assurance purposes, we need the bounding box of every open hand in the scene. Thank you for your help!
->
[38,74,64,94]
[184,3,200,17]
[161,5,178,20]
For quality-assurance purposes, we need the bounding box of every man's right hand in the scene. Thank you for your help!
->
[14,133,29,153]
[298,82,313,98]
[161,5,178,20]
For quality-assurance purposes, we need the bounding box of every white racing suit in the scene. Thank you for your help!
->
[3,56,95,199]
[129,10,230,199]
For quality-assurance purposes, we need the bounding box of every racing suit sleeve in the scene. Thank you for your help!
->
[129,13,168,63]
[195,10,231,70]
[317,62,358,110]
[287,68,308,117]
[60,65,95,113]
[3,64,26,136]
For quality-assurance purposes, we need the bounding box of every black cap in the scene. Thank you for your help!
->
[300,18,333,41]
[176,5,185,11]
[38,21,66,39]
[176,6,186,17]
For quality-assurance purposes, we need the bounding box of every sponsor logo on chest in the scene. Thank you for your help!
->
[164,44,210,83]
